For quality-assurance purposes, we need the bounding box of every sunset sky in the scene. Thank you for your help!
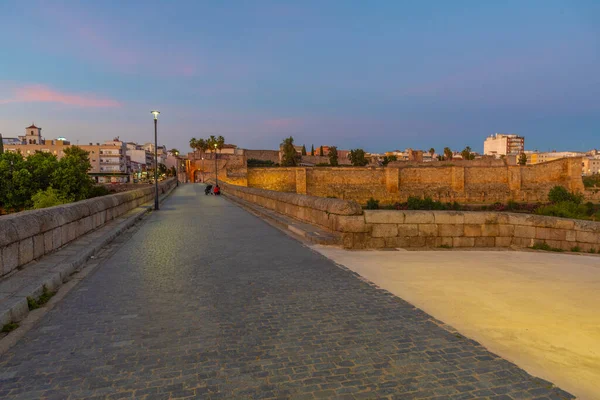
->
[1,0,598,153]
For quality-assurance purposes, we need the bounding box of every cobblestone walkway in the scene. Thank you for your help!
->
[0,184,573,399]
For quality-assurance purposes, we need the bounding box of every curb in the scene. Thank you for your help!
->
[0,184,177,329]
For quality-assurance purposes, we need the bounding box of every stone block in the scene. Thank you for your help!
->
[535,227,566,241]
[573,220,600,233]
[507,213,533,226]
[384,236,410,248]
[425,237,437,247]
[1,243,19,275]
[366,237,385,248]
[434,211,465,224]
[495,237,513,247]
[44,230,53,252]
[453,237,475,247]
[498,224,514,237]
[463,224,482,237]
[438,224,464,237]
[398,224,419,237]
[342,233,353,249]
[364,210,405,224]
[52,227,62,249]
[0,218,19,247]
[351,233,369,249]
[565,229,577,242]
[333,215,369,233]
[404,211,435,224]
[463,212,504,225]
[513,237,535,248]
[371,224,398,238]
[481,224,500,237]
[418,224,438,237]
[435,237,453,247]
[474,237,495,247]
[33,234,45,259]
[19,238,34,266]
[514,225,536,238]
[409,236,427,247]
[576,230,598,244]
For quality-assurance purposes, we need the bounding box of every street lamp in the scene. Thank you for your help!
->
[151,110,160,210]
[214,143,218,187]
[201,157,204,183]
[174,150,179,186]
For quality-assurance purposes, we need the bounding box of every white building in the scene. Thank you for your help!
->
[483,133,525,156]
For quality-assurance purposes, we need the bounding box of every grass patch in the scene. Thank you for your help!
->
[570,246,582,252]
[531,242,564,252]
[589,248,597,254]
[2,322,19,333]
[438,244,452,249]
[27,285,56,311]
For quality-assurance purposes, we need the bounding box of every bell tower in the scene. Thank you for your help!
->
[24,123,42,144]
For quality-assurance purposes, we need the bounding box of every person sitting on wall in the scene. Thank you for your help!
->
[213,185,221,196]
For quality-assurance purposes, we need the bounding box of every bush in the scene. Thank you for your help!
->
[366,198,380,210]
[583,175,600,188]
[406,196,447,210]
[31,187,69,209]
[548,186,583,204]
[535,201,588,219]
[88,185,110,198]
[247,158,277,167]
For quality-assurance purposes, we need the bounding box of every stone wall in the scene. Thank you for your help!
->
[0,179,177,277]
[247,168,298,192]
[244,149,280,164]
[341,210,600,251]
[220,183,599,251]
[244,158,585,204]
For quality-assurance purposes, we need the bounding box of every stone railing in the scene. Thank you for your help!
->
[342,210,600,251]
[220,183,600,251]
[216,181,363,231]
[0,179,177,277]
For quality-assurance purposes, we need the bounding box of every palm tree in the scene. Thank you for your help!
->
[443,147,453,160]
[216,135,225,152]
[429,148,435,158]
[189,138,197,154]
[207,135,217,154]
[197,138,207,155]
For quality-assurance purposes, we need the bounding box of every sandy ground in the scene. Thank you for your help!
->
[313,247,600,400]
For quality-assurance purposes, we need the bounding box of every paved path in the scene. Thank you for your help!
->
[314,247,600,400]
[0,184,573,399]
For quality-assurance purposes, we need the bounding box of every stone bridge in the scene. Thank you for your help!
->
[0,183,589,399]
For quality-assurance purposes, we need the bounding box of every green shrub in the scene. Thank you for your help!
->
[31,187,69,209]
[590,248,597,254]
[571,246,581,252]
[27,296,39,310]
[548,186,583,204]
[247,158,277,167]
[406,196,447,210]
[2,322,19,333]
[583,175,600,188]
[88,185,110,198]
[531,242,563,252]
[366,198,380,210]
[535,201,588,219]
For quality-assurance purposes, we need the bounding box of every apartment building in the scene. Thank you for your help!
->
[483,133,525,156]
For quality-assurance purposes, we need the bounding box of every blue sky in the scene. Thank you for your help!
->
[1,0,598,153]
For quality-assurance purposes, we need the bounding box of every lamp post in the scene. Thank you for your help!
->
[201,157,204,183]
[174,151,179,187]
[151,110,160,210]
[214,143,218,186]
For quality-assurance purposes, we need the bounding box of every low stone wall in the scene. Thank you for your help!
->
[221,183,600,251]
[342,210,600,251]
[0,179,177,277]
[217,182,363,231]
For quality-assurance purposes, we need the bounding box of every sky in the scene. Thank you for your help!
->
[0,0,599,154]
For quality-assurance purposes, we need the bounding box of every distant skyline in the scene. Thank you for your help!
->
[1,0,598,154]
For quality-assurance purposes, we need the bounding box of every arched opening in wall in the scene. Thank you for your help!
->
[193,169,204,183]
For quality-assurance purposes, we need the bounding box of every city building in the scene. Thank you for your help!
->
[583,157,600,176]
[528,151,586,165]
[483,133,525,156]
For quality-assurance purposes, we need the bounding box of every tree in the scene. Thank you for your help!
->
[429,148,435,158]
[216,135,225,151]
[26,151,59,194]
[0,133,4,155]
[281,136,300,166]
[158,163,168,176]
[443,147,453,160]
[198,138,208,155]
[189,138,197,153]
[382,155,398,166]
[349,148,369,166]
[207,135,217,153]
[301,145,307,156]
[169,148,180,155]
[328,146,339,166]
[51,146,93,201]
[31,187,68,209]
[319,146,324,156]
[518,153,527,166]
[310,144,315,156]
[460,146,475,160]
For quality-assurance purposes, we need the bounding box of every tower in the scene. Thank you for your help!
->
[24,123,42,144]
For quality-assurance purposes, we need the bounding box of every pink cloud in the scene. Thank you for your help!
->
[263,118,303,129]
[0,84,121,107]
